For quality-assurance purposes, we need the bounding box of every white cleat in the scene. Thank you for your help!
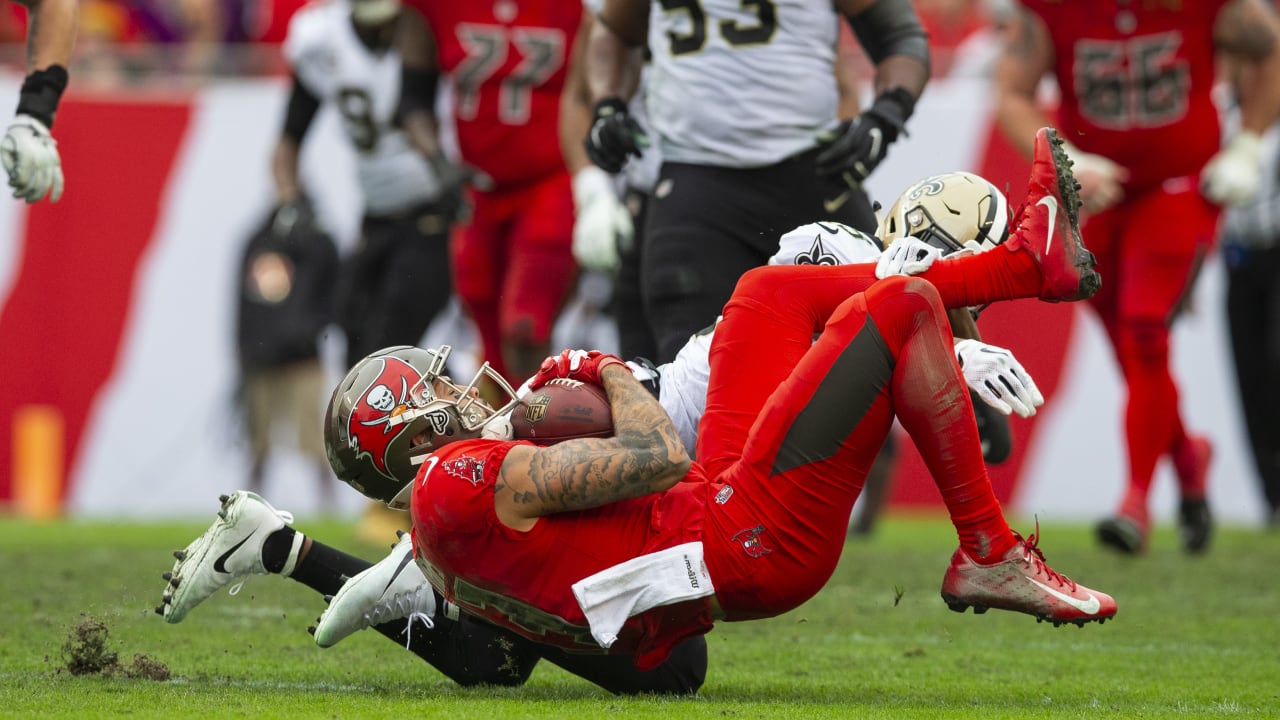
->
[157,491,297,624]
[314,532,436,648]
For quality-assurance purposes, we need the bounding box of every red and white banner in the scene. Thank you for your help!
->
[0,74,1266,524]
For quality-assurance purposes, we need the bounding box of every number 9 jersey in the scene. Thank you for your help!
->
[1023,0,1229,195]
[284,0,443,215]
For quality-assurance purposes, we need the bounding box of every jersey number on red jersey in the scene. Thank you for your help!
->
[453,23,566,125]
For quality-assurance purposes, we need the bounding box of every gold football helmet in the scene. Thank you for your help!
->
[878,171,1010,254]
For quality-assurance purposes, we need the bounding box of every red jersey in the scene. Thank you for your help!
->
[1023,0,1229,193]
[410,438,715,670]
[407,0,580,188]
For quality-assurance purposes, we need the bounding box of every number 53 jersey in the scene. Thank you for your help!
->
[284,0,442,215]
[1024,0,1229,194]
[646,0,841,169]
[410,0,581,188]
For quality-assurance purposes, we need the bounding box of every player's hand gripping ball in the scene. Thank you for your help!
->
[528,349,627,389]
[511,379,614,445]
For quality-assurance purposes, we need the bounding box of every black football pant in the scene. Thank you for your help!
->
[287,534,707,695]
[339,203,453,369]
[642,147,877,363]
[1225,244,1280,516]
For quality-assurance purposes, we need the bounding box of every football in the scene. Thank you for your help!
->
[510,378,614,445]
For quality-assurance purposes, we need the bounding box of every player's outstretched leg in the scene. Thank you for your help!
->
[1004,127,1102,303]
[940,522,1117,627]
[313,531,437,648]
[157,491,302,623]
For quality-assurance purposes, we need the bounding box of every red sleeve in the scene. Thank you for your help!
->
[417,441,520,535]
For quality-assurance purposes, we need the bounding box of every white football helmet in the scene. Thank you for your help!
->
[771,221,883,267]
[878,171,1010,254]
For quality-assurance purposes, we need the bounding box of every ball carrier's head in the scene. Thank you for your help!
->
[324,345,519,508]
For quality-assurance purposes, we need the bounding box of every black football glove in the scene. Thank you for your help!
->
[815,87,914,188]
[584,98,648,174]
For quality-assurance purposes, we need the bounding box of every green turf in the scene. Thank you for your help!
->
[2,513,1278,719]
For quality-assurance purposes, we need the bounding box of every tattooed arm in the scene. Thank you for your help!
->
[493,364,692,531]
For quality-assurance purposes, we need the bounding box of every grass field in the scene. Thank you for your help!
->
[2,512,1279,719]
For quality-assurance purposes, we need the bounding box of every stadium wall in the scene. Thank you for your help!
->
[0,74,1267,524]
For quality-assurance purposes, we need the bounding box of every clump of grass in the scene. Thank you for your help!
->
[59,615,170,680]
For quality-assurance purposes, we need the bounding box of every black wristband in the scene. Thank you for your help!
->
[16,65,68,130]
[874,87,915,125]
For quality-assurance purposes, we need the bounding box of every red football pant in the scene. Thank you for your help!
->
[451,171,577,384]
[699,269,1021,620]
[1084,185,1219,510]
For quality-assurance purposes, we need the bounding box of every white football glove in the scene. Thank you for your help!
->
[954,338,1044,419]
[1200,131,1262,207]
[876,235,941,279]
[1062,141,1126,214]
[1,114,63,203]
[571,166,632,272]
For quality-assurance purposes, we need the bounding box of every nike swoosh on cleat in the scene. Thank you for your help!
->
[1037,196,1058,256]
[380,550,417,596]
[1026,576,1101,615]
[213,535,253,574]
[824,192,849,213]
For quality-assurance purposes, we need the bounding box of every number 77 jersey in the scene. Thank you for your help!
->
[409,0,581,188]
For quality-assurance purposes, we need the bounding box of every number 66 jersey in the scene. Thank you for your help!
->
[284,0,442,215]
[1022,0,1228,195]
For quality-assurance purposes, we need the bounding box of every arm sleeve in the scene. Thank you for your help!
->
[282,76,322,144]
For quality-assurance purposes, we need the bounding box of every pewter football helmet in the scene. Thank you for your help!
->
[324,345,517,509]
[879,171,1010,254]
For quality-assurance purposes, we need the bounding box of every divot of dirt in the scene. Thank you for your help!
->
[59,614,171,680]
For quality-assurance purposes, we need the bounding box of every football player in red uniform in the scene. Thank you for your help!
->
[395,0,584,387]
[995,0,1280,555]
[321,129,1117,670]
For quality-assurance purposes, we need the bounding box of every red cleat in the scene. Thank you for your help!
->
[1005,127,1102,302]
[941,526,1117,626]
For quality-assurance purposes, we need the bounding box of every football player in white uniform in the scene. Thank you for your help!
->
[275,0,463,371]
[2,0,77,203]
[582,0,930,363]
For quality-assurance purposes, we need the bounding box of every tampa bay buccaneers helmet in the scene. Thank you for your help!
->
[324,345,518,509]
[878,171,1010,254]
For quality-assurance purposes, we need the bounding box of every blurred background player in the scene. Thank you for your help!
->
[1220,119,1280,528]
[276,0,461,375]
[994,0,1280,554]
[561,3,869,362]
[235,201,339,510]
[276,0,467,539]
[581,0,931,364]
[395,0,583,388]
[2,0,76,203]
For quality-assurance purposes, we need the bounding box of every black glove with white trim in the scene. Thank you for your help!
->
[584,98,648,174]
[815,88,913,188]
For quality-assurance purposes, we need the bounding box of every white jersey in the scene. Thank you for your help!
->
[284,0,440,216]
[645,0,841,168]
